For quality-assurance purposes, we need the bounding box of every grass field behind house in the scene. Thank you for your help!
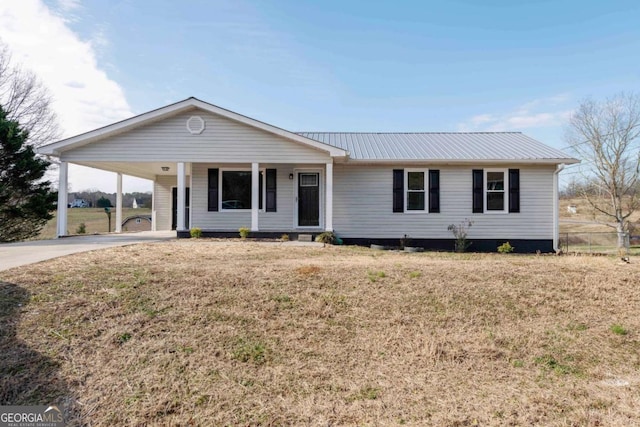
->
[37,208,152,239]
[1,242,639,426]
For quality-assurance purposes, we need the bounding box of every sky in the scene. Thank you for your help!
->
[1,0,639,192]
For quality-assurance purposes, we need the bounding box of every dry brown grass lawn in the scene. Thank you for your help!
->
[1,241,640,426]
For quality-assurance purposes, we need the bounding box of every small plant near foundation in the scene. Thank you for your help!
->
[190,228,202,238]
[239,227,250,239]
[610,324,628,336]
[400,234,412,249]
[280,233,289,241]
[497,242,514,253]
[447,219,473,252]
[76,222,86,234]
[315,231,336,244]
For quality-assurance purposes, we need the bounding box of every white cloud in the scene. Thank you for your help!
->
[458,95,574,133]
[0,0,151,193]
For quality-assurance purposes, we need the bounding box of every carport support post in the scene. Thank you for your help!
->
[177,162,186,232]
[115,173,123,233]
[325,161,333,231]
[56,161,68,237]
[251,162,259,231]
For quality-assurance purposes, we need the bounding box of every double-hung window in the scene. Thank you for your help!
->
[472,168,519,214]
[393,169,440,213]
[485,169,507,213]
[405,169,427,212]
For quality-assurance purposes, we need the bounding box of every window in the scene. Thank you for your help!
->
[472,169,519,214]
[485,169,508,212]
[222,171,252,210]
[299,173,318,187]
[209,168,277,212]
[393,169,440,213]
[405,170,426,211]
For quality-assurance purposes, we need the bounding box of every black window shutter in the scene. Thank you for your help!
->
[208,168,219,211]
[509,169,520,213]
[472,169,483,213]
[266,169,277,212]
[393,169,404,212]
[428,169,440,213]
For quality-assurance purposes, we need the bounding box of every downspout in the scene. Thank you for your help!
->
[553,163,565,252]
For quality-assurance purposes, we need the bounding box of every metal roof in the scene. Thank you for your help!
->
[296,132,577,162]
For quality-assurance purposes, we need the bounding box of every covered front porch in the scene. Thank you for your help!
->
[55,160,335,238]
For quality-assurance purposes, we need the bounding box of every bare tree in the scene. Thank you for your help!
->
[0,40,59,147]
[566,93,640,247]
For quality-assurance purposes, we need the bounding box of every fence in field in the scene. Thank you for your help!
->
[559,232,632,255]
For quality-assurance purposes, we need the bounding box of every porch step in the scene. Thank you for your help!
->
[298,234,313,242]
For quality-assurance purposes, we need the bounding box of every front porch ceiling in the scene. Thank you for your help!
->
[72,161,191,180]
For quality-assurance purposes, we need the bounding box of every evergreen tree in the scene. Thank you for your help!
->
[0,105,57,242]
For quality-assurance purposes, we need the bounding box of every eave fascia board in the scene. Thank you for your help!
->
[344,158,580,166]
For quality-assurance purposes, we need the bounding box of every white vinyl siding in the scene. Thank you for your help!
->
[153,175,175,231]
[333,164,554,240]
[60,109,331,164]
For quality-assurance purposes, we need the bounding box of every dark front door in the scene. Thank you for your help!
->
[298,173,320,227]
[172,187,190,230]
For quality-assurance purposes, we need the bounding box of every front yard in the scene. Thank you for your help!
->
[1,241,639,425]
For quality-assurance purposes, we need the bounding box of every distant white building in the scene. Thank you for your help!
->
[69,198,89,208]
[132,198,139,209]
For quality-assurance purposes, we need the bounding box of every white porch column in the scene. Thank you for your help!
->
[177,162,186,231]
[115,173,123,233]
[325,161,333,231]
[251,162,259,231]
[56,161,68,238]
[151,180,157,231]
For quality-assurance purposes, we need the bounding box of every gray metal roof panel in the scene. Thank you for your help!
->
[296,132,576,162]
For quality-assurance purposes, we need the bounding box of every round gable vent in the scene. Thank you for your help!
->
[186,116,205,135]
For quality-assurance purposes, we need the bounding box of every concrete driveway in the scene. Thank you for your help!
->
[0,231,175,272]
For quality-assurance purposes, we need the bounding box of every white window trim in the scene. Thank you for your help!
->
[484,168,509,214]
[404,168,429,213]
[219,168,266,213]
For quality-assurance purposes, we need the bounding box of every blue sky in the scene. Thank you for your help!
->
[1,0,639,191]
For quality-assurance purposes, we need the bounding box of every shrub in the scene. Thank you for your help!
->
[497,242,514,253]
[400,234,412,249]
[280,233,289,241]
[239,227,250,239]
[447,219,473,252]
[76,222,86,234]
[315,231,336,244]
[190,228,202,238]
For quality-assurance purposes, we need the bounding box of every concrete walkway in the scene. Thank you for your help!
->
[0,231,175,272]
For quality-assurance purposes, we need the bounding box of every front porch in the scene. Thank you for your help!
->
[55,161,335,238]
